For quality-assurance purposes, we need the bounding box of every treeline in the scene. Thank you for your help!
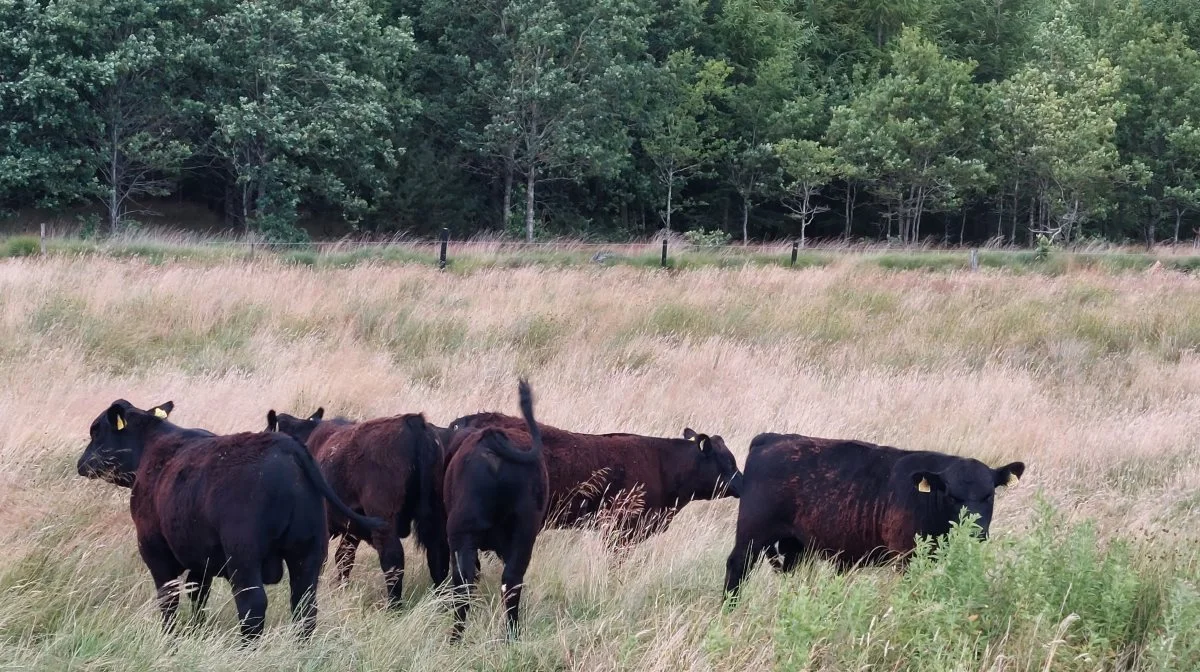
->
[4,0,1200,245]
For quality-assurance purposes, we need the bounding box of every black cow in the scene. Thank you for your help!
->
[443,379,548,641]
[724,433,1025,598]
[76,400,384,639]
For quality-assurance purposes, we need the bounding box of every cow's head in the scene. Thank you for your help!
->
[265,407,324,445]
[682,427,743,499]
[908,458,1025,538]
[78,399,175,487]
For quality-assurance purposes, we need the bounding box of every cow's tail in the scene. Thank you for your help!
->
[407,415,444,550]
[484,379,543,464]
[287,440,385,531]
[519,378,542,459]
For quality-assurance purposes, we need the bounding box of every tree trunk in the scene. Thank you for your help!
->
[108,135,120,232]
[501,153,514,230]
[525,166,536,243]
[844,182,856,239]
[1011,181,1020,245]
[665,175,673,232]
[996,190,1004,241]
[741,196,750,245]
[1028,194,1035,246]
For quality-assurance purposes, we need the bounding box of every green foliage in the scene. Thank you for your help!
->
[683,228,732,247]
[733,505,1198,670]
[3,236,41,257]
[5,0,1200,245]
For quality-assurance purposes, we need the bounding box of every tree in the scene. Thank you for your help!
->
[61,0,195,232]
[0,0,100,211]
[827,28,990,245]
[774,139,843,247]
[712,0,819,243]
[988,5,1127,244]
[468,0,648,241]
[199,0,417,240]
[641,49,730,231]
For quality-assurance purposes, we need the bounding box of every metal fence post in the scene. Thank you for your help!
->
[661,238,668,268]
[439,228,449,270]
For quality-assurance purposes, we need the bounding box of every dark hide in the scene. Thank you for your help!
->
[723,433,1025,599]
[265,408,449,607]
[77,400,384,640]
[443,380,548,641]
[445,413,741,539]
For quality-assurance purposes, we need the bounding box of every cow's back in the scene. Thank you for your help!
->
[448,413,668,519]
[742,434,912,562]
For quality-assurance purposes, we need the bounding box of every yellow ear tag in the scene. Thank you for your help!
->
[1006,473,1020,486]
[917,478,931,493]
[698,438,708,451]
[115,416,126,431]
[153,408,169,419]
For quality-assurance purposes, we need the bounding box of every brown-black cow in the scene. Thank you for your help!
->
[445,413,741,539]
[265,407,449,607]
[443,380,548,641]
[76,400,384,639]
[723,433,1025,598]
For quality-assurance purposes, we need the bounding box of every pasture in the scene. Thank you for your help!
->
[1,254,1198,670]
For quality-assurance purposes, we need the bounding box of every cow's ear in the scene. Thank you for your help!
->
[994,462,1025,488]
[267,410,278,432]
[912,471,946,494]
[310,407,324,421]
[683,427,698,441]
[107,404,127,432]
[150,401,173,419]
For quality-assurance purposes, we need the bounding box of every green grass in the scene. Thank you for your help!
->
[711,505,1200,671]
[9,233,1200,276]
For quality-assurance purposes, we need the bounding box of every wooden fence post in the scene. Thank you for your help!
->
[40,223,46,256]
[970,248,979,272]
[661,238,668,268]
[439,228,449,270]
[791,241,799,267]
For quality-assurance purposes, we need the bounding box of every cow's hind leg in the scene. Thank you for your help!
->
[449,538,478,643]
[373,526,406,609]
[285,548,324,639]
[333,534,359,584]
[500,526,538,640]
[228,568,269,641]
[188,569,215,624]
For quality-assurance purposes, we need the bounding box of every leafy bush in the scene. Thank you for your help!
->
[684,228,732,247]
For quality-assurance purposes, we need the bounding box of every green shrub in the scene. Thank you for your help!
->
[684,228,733,247]
[4,236,41,257]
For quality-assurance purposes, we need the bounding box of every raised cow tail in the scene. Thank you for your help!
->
[481,380,543,464]
[519,378,542,460]
[287,440,386,531]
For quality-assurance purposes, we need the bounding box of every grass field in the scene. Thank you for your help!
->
[1,254,1199,670]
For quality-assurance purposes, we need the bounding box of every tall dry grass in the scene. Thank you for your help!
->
[0,257,1198,670]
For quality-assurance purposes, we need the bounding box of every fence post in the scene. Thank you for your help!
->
[40,222,46,256]
[791,241,799,267]
[969,248,979,272]
[439,228,449,270]
[661,238,668,268]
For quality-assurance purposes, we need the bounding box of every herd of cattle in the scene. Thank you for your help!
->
[76,380,1026,641]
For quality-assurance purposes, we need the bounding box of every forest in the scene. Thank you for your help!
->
[4,0,1200,245]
